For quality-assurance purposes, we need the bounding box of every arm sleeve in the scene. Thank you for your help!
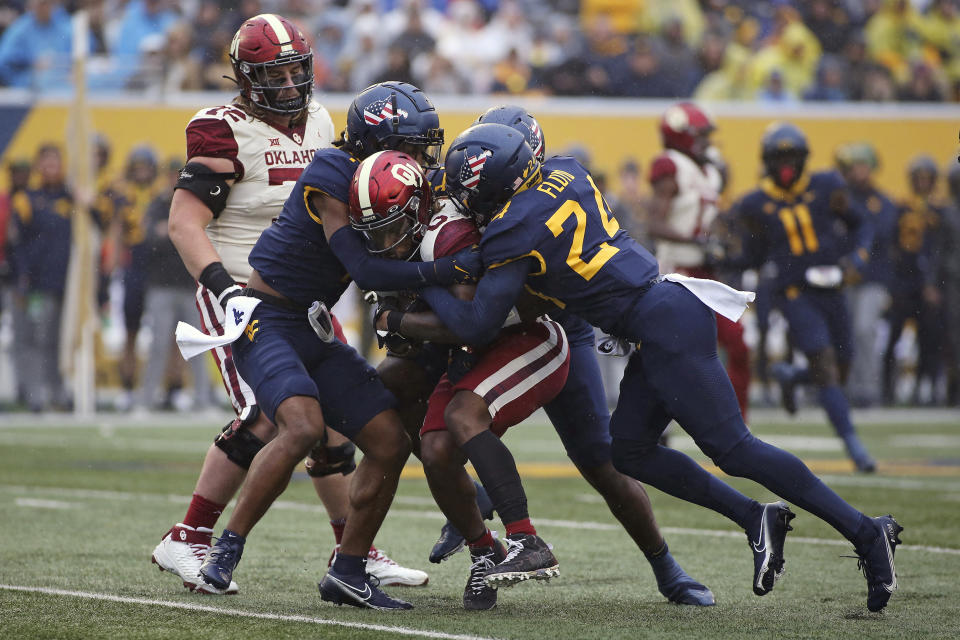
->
[328,225,436,290]
[419,258,531,345]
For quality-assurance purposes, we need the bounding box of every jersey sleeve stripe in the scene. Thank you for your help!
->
[302,185,327,225]
[487,250,547,276]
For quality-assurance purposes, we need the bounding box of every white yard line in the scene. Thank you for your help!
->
[2,484,957,556]
[14,498,76,509]
[0,585,504,640]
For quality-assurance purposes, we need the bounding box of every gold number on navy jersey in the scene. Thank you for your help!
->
[545,176,620,281]
[777,204,819,255]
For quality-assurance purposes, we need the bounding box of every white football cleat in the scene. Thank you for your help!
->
[329,545,429,587]
[151,523,239,595]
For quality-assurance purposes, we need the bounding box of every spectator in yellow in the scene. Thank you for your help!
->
[639,0,706,47]
[694,25,755,100]
[917,0,960,83]
[581,0,644,34]
[865,0,926,81]
[748,16,821,97]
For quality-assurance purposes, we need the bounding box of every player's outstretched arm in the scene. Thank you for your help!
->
[376,284,475,345]
[419,258,531,345]
[316,192,482,289]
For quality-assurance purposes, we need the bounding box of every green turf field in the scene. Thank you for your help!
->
[1,409,958,639]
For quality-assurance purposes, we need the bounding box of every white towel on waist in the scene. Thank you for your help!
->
[175,296,262,360]
[661,273,755,322]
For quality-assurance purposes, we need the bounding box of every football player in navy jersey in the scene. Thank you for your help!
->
[197,82,482,611]
[732,123,876,472]
[398,123,902,613]
[409,105,714,606]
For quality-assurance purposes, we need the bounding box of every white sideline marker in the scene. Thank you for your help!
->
[0,585,504,640]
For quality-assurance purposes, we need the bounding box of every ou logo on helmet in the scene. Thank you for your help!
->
[391,161,422,187]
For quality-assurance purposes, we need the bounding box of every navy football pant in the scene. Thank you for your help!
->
[544,315,612,469]
[610,282,867,542]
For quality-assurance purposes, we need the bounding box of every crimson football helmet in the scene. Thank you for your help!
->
[659,102,715,163]
[229,14,313,115]
[349,150,432,258]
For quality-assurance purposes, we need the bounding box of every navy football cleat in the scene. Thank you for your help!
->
[855,515,903,612]
[430,522,466,564]
[483,533,559,588]
[199,529,245,591]
[319,568,414,611]
[648,545,715,606]
[463,540,507,610]
[771,362,798,416]
[748,502,795,596]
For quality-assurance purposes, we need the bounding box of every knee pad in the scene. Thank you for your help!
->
[214,405,266,470]
[305,437,357,477]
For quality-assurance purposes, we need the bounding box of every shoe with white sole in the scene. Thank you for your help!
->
[151,523,238,595]
[328,545,429,587]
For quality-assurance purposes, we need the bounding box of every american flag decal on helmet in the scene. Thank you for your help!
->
[530,122,543,157]
[460,150,492,189]
[363,98,409,125]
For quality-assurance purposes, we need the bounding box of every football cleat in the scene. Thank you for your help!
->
[429,522,466,563]
[198,529,245,591]
[855,515,903,612]
[328,545,428,587]
[319,568,414,611]
[771,362,798,416]
[463,540,507,610]
[151,523,238,595]
[483,533,559,588]
[366,547,429,587]
[748,501,795,596]
[648,545,715,606]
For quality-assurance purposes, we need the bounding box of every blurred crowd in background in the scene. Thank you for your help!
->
[2,0,960,102]
[1,128,959,413]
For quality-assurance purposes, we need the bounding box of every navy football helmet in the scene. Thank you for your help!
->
[474,105,545,163]
[341,81,444,168]
[761,122,809,189]
[444,123,540,227]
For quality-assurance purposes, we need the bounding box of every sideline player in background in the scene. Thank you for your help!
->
[422,123,902,613]
[882,155,945,405]
[834,142,897,408]
[152,15,426,595]
[733,123,876,472]
[647,102,750,420]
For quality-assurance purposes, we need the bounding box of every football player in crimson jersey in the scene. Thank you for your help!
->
[416,123,902,613]
[351,150,569,608]
[647,102,750,420]
[153,15,427,596]
[406,105,717,606]
[195,81,481,611]
[731,123,876,473]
